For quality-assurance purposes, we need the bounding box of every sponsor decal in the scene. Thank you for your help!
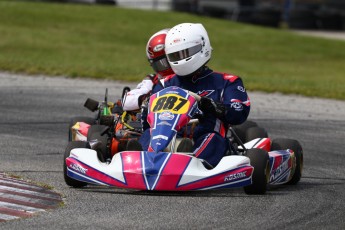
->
[70,163,88,174]
[237,86,245,92]
[157,121,172,126]
[166,91,180,95]
[270,159,290,181]
[197,90,214,97]
[159,111,175,120]
[152,135,169,140]
[153,44,164,52]
[173,38,181,43]
[230,102,243,111]
[224,171,247,181]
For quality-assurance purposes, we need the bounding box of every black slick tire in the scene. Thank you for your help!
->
[244,148,270,194]
[63,141,89,188]
[245,126,268,142]
[232,120,258,143]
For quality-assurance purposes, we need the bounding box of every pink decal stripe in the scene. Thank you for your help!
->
[67,157,127,187]
[269,152,283,172]
[121,151,147,190]
[194,133,215,157]
[153,154,193,191]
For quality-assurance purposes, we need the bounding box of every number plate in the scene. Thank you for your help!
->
[150,94,190,114]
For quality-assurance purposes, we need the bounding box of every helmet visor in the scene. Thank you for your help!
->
[167,44,202,62]
[151,56,171,72]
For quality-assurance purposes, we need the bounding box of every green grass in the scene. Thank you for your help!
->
[1,0,345,100]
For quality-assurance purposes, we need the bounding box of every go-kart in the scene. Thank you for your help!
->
[64,86,303,194]
[68,87,143,162]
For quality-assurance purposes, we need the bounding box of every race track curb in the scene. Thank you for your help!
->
[0,173,62,223]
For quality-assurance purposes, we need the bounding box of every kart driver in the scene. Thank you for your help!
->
[121,28,174,135]
[140,23,251,167]
[122,28,174,113]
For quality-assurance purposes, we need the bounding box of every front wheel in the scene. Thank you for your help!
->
[244,148,270,194]
[271,138,303,185]
[63,141,89,188]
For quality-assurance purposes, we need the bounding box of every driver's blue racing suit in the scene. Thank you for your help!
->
[139,67,250,167]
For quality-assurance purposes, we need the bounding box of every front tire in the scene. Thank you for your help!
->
[244,148,270,194]
[271,138,303,185]
[63,141,89,188]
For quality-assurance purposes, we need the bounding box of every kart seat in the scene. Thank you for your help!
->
[161,137,194,154]
[176,138,194,153]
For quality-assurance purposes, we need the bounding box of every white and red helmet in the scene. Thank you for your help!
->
[165,23,212,76]
[146,29,174,77]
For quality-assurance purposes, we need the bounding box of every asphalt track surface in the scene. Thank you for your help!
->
[0,73,344,229]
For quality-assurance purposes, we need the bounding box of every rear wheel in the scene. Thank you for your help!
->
[271,138,303,185]
[244,148,270,194]
[245,126,268,142]
[68,116,96,141]
[63,141,89,188]
[87,125,109,162]
[232,120,258,143]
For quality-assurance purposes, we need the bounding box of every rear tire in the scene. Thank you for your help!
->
[63,141,89,188]
[244,148,270,194]
[232,120,258,143]
[68,116,96,141]
[271,138,303,185]
[245,127,268,142]
[87,125,109,162]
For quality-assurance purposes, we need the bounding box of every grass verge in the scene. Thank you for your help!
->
[0,0,344,100]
